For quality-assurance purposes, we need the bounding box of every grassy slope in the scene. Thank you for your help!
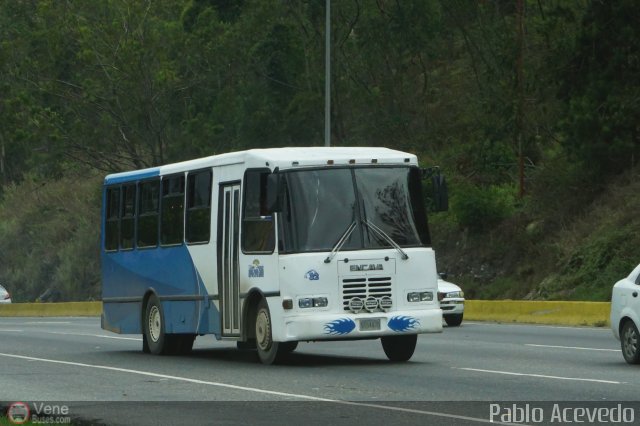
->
[431,167,640,302]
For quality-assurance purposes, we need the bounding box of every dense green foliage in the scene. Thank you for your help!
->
[0,0,638,301]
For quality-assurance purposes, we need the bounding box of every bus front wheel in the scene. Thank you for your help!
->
[255,299,286,364]
[381,334,417,362]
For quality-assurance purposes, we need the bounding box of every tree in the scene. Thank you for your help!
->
[561,0,640,174]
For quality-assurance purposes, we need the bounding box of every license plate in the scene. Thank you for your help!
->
[360,318,381,331]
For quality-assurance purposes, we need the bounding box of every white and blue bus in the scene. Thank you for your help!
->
[101,147,447,364]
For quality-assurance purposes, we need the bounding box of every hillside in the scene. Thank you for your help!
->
[433,165,640,301]
[0,1,639,302]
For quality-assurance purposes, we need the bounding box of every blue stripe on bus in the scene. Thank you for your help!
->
[101,245,220,336]
[104,167,161,185]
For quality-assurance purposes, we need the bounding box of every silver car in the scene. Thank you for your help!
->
[0,284,12,304]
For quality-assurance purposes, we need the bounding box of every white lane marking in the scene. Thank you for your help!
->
[19,321,72,325]
[454,367,622,385]
[525,344,618,352]
[0,353,516,425]
[0,329,23,332]
[42,331,141,341]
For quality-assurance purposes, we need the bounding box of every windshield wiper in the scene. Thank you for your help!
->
[324,221,357,263]
[364,220,409,260]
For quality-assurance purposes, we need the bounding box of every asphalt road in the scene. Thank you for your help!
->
[0,317,637,425]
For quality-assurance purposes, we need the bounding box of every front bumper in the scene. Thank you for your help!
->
[281,308,443,341]
[440,299,464,315]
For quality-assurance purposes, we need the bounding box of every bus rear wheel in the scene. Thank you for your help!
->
[255,299,286,364]
[144,295,167,355]
[144,296,196,355]
[381,334,417,362]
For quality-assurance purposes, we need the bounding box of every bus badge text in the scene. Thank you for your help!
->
[350,264,383,272]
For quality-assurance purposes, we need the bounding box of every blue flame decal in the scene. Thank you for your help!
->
[324,318,356,335]
[388,316,420,332]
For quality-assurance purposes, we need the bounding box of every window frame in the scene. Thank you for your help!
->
[241,168,276,254]
[104,186,121,252]
[119,183,137,251]
[160,173,186,247]
[136,178,161,249]
[186,169,213,245]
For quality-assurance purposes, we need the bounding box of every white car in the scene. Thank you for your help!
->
[438,278,464,326]
[0,284,12,304]
[611,263,640,364]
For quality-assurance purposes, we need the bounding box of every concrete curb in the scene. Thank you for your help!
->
[465,300,611,327]
[0,302,102,317]
[0,300,612,327]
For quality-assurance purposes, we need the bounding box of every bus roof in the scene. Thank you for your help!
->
[104,147,418,184]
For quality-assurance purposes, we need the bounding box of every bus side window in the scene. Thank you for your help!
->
[120,184,136,250]
[105,186,120,251]
[137,180,160,248]
[242,169,275,253]
[161,174,185,246]
[186,170,212,244]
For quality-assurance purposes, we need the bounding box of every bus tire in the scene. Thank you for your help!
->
[255,299,285,364]
[237,339,257,351]
[142,333,151,353]
[144,295,168,355]
[444,313,463,327]
[381,334,417,362]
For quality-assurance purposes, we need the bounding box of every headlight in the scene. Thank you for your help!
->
[313,297,328,308]
[299,297,328,308]
[446,291,464,298]
[407,291,433,302]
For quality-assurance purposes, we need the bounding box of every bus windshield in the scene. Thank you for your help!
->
[278,166,430,254]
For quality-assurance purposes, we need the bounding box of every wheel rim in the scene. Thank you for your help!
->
[623,324,638,360]
[148,305,161,343]
[256,309,271,351]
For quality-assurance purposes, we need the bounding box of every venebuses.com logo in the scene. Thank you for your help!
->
[4,402,71,425]
[6,402,30,425]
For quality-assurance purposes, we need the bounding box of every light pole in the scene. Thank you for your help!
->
[324,0,331,147]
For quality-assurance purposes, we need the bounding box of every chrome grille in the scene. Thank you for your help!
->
[342,276,392,311]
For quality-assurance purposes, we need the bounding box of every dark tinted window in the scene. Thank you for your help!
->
[137,180,160,248]
[105,187,120,251]
[279,169,360,253]
[355,167,425,247]
[161,175,185,245]
[242,170,275,253]
[120,184,136,250]
[186,170,212,243]
[278,167,428,254]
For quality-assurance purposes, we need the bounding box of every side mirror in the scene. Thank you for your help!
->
[431,174,449,212]
[438,272,448,280]
[266,173,283,213]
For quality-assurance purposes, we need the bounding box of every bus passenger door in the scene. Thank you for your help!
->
[218,184,241,336]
